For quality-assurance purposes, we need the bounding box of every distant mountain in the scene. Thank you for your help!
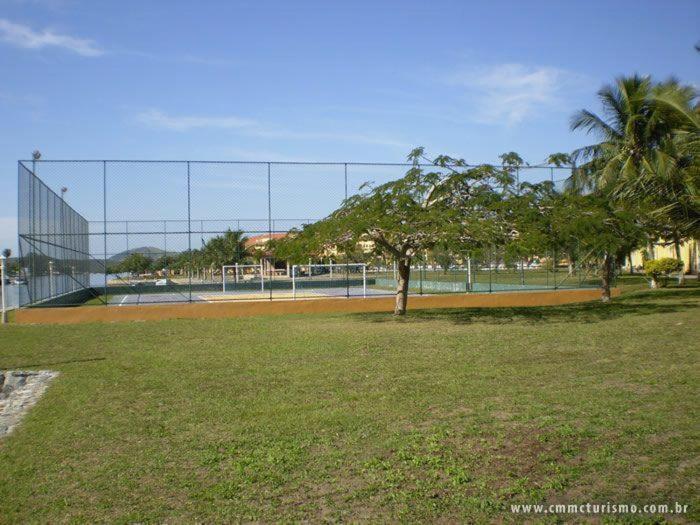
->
[108,246,179,263]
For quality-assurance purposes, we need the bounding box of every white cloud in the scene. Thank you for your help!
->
[448,63,575,126]
[136,109,407,148]
[0,18,103,56]
[136,109,257,131]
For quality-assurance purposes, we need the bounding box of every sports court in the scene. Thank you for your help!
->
[105,285,386,305]
[16,159,595,312]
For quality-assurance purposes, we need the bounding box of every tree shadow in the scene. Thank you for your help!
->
[352,288,700,326]
[1,357,107,369]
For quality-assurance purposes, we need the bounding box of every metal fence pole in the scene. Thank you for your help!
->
[103,161,107,305]
[267,162,272,300]
[344,163,350,298]
[187,161,192,302]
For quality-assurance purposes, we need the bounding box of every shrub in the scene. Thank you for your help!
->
[643,258,683,287]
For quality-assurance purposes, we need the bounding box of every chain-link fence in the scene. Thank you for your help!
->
[17,160,593,307]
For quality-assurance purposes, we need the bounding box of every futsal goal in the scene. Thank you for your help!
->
[222,263,265,293]
[291,263,366,299]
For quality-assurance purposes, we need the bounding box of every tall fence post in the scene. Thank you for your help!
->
[267,162,272,300]
[344,163,350,299]
[103,160,107,305]
[292,265,296,299]
[187,161,192,302]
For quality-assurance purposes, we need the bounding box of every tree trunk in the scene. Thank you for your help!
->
[601,253,614,302]
[674,239,685,286]
[394,258,411,315]
[628,252,634,275]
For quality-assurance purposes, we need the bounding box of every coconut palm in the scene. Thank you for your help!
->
[569,75,669,193]
[202,229,249,281]
[569,75,699,282]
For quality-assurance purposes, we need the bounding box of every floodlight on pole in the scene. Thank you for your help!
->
[61,187,68,200]
[31,150,41,175]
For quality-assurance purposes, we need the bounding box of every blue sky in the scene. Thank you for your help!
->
[1,0,699,252]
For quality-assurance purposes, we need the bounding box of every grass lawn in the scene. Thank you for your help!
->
[0,287,698,522]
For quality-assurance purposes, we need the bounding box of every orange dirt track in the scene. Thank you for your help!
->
[14,288,618,325]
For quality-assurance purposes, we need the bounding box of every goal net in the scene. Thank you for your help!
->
[222,263,265,293]
[291,263,367,298]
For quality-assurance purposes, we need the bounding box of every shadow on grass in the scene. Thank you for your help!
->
[352,288,700,326]
[0,356,107,369]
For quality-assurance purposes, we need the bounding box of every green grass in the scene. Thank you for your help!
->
[0,287,698,522]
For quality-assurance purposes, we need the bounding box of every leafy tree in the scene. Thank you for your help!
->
[553,193,644,301]
[151,255,176,275]
[119,253,152,277]
[277,148,510,315]
[546,153,572,167]
[569,75,699,284]
[643,258,684,288]
[202,229,248,278]
[2,248,10,259]
[431,245,455,273]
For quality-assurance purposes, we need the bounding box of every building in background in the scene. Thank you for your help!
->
[629,239,699,274]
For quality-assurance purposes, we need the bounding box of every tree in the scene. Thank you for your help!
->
[2,248,10,259]
[202,229,248,279]
[552,193,644,301]
[546,153,572,167]
[431,245,455,273]
[119,252,152,277]
[277,149,510,315]
[644,258,684,288]
[569,75,699,284]
[151,255,176,275]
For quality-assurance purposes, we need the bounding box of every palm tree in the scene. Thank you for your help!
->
[569,75,669,193]
[569,75,699,282]
[202,229,249,281]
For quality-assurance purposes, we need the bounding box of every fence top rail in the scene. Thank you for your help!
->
[19,159,575,170]
[90,218,317,224]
